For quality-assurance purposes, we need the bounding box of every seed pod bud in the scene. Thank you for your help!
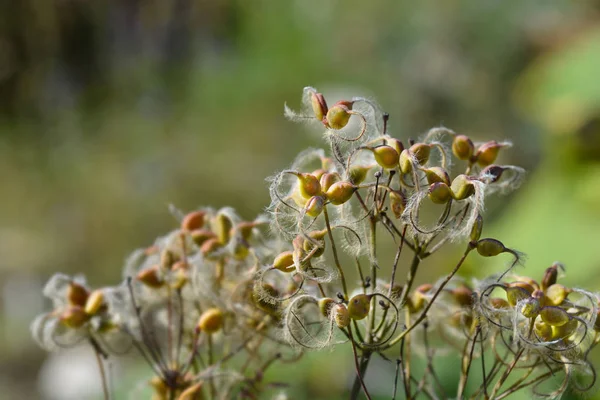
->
[506,286,530,307]
[318,298,336,318]
[319,173,340,193]
[60,306,90,328]
[177,382,204,400]
[476,238,506,257]
[190,229,217,247]
[470,214,484,243]
[452,135,475,160]
[326,101,353,130]
[273,251,295,273]
[541,263,559,291]
[452,285,474,307]
[373,145,400,170]
[67,282,89,307]
[520,298,540,318]
[305,196,325,217]
[326,181,356,205]
[424,167,451,185]
[333,304,350,328]
[198,308,224,334]
[311,92,328,122]
[348,294,371,320]
[181,211,206,232]
[200,237,223,259]
[389,190,406,218]
[348,164,371,185]
[84,290,105,315]
[214,212,233,244]
[428,182,453,204]
[544,284,570,306]
[474,141,503,167]
[450,174,475,200]
[387,138,405,155]
[296,173,322,199]
[540,306,569,327]
[136,266,164,288]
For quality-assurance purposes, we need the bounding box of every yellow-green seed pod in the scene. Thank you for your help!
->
[424,167,451,185]
[160,249,179,270]
[452,285,474,307]
[409,143,431,165]
[508,281,536,295]
[234,221,257,241]
[474,141,502,167]
[399,149,413,174]
[198,308,224,334]
[67,282,89,307]
[326,101,353,130]
[273,251,295,273]
[551,318,578,340]
[373,145,400,170]
[535,320,553,341]
[190,229,217,247]
[177,382,204,400]
[252,283,280,317]
[181,211,206,232]
[387,138,405,155]
[136,266,164,288]
[470,214,484,243]
[389,190,406,219]
[450,174,475,200]
[319,172,340,193]
[305,195,325,217]
[333,304,350,328]
[311,168,327,181]
[544,284,570,306]
[540,306,570,327]
[199,237,223,259]
[303,229,327,257]
[520,298,540,318]
[326,181,356,205]
[84,290,105,315]
[531,289,546,308]
[149,376,168,398]
[297,173,322,199]
[171,262,190,289]
[452,135,475,161]
[428,182,453,204]
[60,306,90,328]
[409,283,432,313]
[214,213,233,244]
[291,187,308,207]
[348,164,371,185]
[311,92,328,122]
[348,294,371,320]
[506,286,530,307]
[476,238,505,257]
[318,298,336,318]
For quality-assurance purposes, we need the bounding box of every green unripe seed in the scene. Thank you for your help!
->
[540,306,570,327]
[409,143,431,165]
[319,173,340,193]
[325,181,356,205]
[506,286,530,307]
[399,149,413,174]
[428,182,453,204]
[326,102,352,130]
[476,238,505,257]
[373,145,400,170]
[387,138,405,155]
[214,213,233,244]
[348,164,371,185]
[475,141,502,167]
[424,167,450,185]
[452,135,475,160]
[470,214,484,243]
[303,229,327,257]
[198,308,224,333]
[311,92,328,122]
[318,298,336,318]
[273,251,295,273]
[535,320,553,341]
[520,298,540,318]
[84,290,105,315]
[544,284,570,306]
[348,294,371,320]
[297,173,322,199]
[305,196,325,217]
[551,318,578,340]
[450,174,475,200]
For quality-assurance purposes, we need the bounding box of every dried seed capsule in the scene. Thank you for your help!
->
[296,173,322,199]
[311,92,328,122]
[470,214,484,243]
[326,181,356,205]
[273,251,295,273]
[450,174,475,200]
[326,101,353,130]
[424,167,451,185]
[476,238,506,257]
[305,196,325,217]
[373,145,400,170]
[474,141,503,167]
[136,265,164,288]
[540,306,570,327]
[333,304,350,328]
[348,164,371,185]
[348,294,371,320]
[389,190,406,219]
[452,135,475,161]
[506,285,530,307]
[60,306,90,328]
[84,290,105,315]
[319,173,340,193]
[181,211,206,231]
[67,282,89,307]
[428,182,453,204]
[198,308,224,334]
[544,284,570,306]
[318,298,336,318]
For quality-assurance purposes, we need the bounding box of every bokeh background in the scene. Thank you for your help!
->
[1,1,600,399]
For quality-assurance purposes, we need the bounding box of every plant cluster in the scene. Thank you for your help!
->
[32,87,599,399]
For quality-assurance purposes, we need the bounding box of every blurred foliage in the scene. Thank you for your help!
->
[1,0,600,398]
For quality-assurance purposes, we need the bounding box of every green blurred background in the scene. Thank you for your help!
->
[1,1,600,399]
